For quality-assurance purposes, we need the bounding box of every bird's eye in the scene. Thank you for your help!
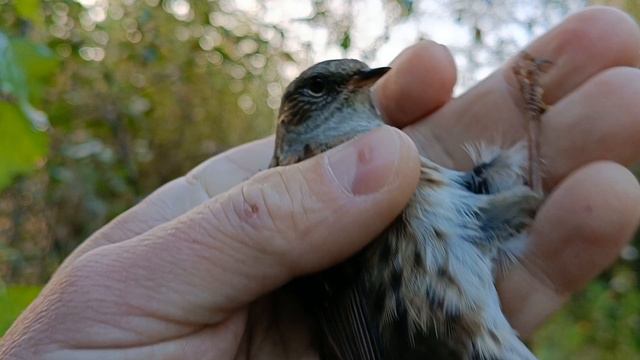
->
[306,78,326,96]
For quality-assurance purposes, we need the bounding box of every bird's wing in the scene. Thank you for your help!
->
[295,259,385,360]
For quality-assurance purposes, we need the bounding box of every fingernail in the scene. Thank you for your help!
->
[327,126,400,195]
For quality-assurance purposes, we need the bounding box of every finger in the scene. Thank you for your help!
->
[373,40,457,127]
[511,6,640,104]
[540,66,640,187]
[63,127,420,334]
[497,161,640,337]
[408,6,640,167]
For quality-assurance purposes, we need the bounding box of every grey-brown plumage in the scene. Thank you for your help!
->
[270,59,541,359]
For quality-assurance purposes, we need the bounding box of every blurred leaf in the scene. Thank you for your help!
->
[14,0,44,27]
[397,0,414,14]
[0,285,42,336]
[0,32,29,102]
[0,32,55,130]
[474,26,483,44]
[0,102,48,192]
[10,38,58,103]
[340,31,351,50]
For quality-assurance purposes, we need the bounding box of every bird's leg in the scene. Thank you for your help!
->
[512,51,552,195]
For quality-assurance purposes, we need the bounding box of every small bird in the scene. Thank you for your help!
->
[270,59,542,359]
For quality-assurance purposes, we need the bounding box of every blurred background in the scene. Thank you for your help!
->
[0,0,638,357]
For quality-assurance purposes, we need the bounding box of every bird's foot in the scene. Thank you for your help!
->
[512,51,552,195]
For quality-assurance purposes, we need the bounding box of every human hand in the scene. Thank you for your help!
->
[374,6,640,337]
[2,6,640,360]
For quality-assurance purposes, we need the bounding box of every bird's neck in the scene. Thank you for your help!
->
[272,93,384,167]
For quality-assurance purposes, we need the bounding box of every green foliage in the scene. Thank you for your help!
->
[534,269,640,359]
[0,30,55,192]
[0,102,48,191]
[1,0,295,284]
[14,0,44,27]
[0,285,41,336]
[340,31,351,50]
[10,38,58,105]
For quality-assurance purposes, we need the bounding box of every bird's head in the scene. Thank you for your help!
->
[270,59,390,167]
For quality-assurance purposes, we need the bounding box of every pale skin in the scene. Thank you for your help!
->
[2,6,640,360]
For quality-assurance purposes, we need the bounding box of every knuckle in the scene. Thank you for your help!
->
[588,66,640,94]
[260,166,310,236]
[221,166,314,261]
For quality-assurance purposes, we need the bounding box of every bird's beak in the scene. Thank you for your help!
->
[349,66,391,89]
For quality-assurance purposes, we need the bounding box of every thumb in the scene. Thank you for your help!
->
[69,126,420,324]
